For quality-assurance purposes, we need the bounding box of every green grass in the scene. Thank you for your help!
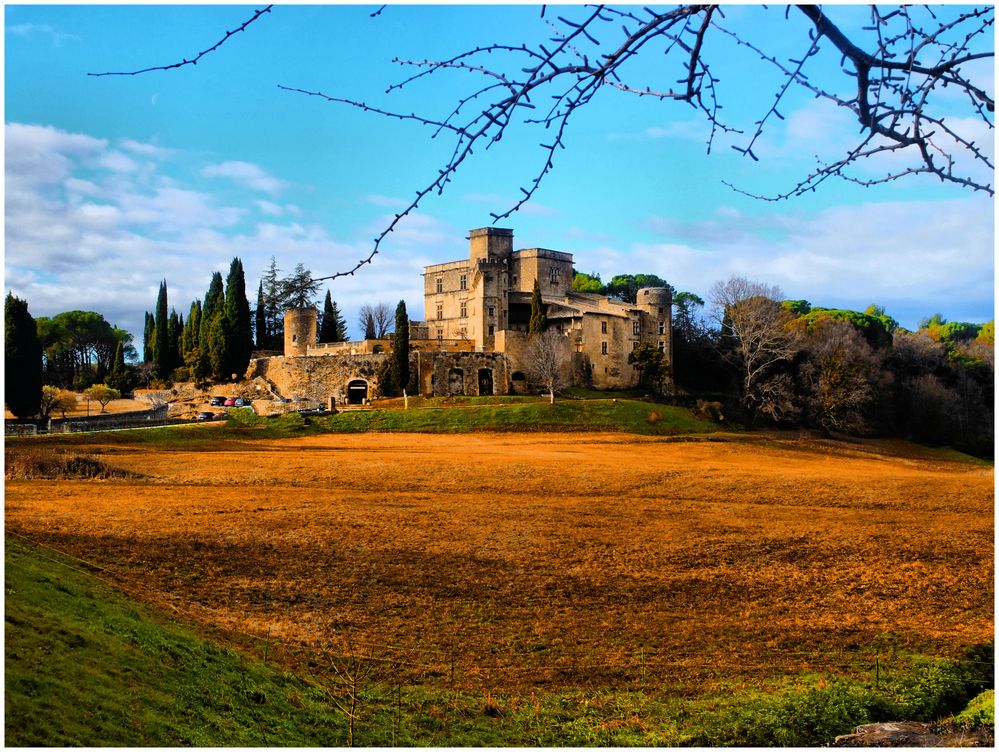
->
[314,399,715,435]
[6,535,992,746]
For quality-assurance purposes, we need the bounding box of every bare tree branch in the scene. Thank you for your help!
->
[87,5,273,77]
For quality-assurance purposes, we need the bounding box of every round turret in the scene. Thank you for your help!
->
[636,287,673,313]
[284,308,317,357]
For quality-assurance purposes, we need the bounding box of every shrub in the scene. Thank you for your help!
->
[953,690,994,729]
[5,448,136,480]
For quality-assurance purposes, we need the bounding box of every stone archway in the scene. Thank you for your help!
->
[477,368,494,396]
[347,379,368,405]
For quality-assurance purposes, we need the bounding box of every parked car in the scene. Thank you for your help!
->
[196,411,215,421]
[224,398,236,407]
[209,396,225,407]
[234,398,250,407]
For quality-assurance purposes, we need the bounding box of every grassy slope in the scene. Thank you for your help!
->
[6,534,993,747]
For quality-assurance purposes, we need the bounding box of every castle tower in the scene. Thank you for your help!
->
[468,227,513,263]
[636,287,673,361]
[284,308,317,357]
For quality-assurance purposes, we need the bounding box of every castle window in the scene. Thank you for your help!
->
[460,302,467,317]
[658,321,665,335]
[601,321,607,334]
[550,267,560,284]
[436,277,443,294]
[601,341,608,355]
[658,307,664,315]
[460,273,467,290]
[633,321,640,336]
[488,324,495,336]
[437,329,443,341]
[513,275,518,285]
[485,274,492,282]
[436,304,443,320]
[658,340,666,352]
[488,306,495,318]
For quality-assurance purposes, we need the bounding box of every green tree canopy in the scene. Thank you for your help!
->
[605,274,674,304]
[571,271,604,293]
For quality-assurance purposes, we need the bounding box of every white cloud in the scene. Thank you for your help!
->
[201,160,288,195]
[632,197,994,327]
[6,23,76,44]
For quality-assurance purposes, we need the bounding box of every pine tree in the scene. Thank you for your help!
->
[392,300,410,393]
[154,280,170,378]
[4,293,43,418]
[331,299,348,341]
[255,281,266,349]
[261,257,282,349]
[319,291,337,342]
[224,257,254,378]
[529,278,547,336]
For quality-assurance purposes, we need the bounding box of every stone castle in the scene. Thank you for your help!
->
[247,227,672,403]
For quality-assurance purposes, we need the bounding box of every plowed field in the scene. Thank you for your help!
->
[5,432,993,693]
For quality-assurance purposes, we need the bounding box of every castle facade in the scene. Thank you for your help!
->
[247,227,672,402]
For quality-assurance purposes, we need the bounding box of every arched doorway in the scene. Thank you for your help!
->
[447,368,464,395]
[510,371,526,395]
[477,368,493,396]
[347,379,368,405]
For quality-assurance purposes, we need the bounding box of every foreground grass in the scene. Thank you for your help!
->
[6,535,992,746]
[6,397,718,451]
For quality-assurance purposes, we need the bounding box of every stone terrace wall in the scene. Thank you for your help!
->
[247,354,386,403]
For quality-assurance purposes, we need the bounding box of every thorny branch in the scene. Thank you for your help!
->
[88,5,273,77]
[286,3,993,283]
[91,4,994,283]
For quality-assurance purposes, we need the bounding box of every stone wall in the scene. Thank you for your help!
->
[248,350,509,400]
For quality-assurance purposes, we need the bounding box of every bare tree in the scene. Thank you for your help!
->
[797,317,889,434]
[358,302,391,340]
[710,276,798,420]
[90,5,993,282]
[525,328,570,404]
[372,303,392,339]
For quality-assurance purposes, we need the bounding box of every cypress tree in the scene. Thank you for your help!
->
[142,312,155,363]
[224,257,253,378]
[319,291,337,343]
[4,293,43,418]
[167,309,181,375]
[198,272,224,381]
[107,340,131,393]
[207,309,230,381]
[529,278,547,336]
[154,280,170,378]
[183,300,201,359]
[392,300,410,392]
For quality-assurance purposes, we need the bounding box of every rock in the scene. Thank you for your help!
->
[833,721,993,747]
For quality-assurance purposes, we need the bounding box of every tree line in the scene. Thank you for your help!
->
[667,277,994,458]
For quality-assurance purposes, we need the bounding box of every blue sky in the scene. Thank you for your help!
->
[5,4,994,347]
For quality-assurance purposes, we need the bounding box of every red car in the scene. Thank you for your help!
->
[224,398,236,407]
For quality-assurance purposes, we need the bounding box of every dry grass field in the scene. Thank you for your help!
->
[5,432,993,695]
